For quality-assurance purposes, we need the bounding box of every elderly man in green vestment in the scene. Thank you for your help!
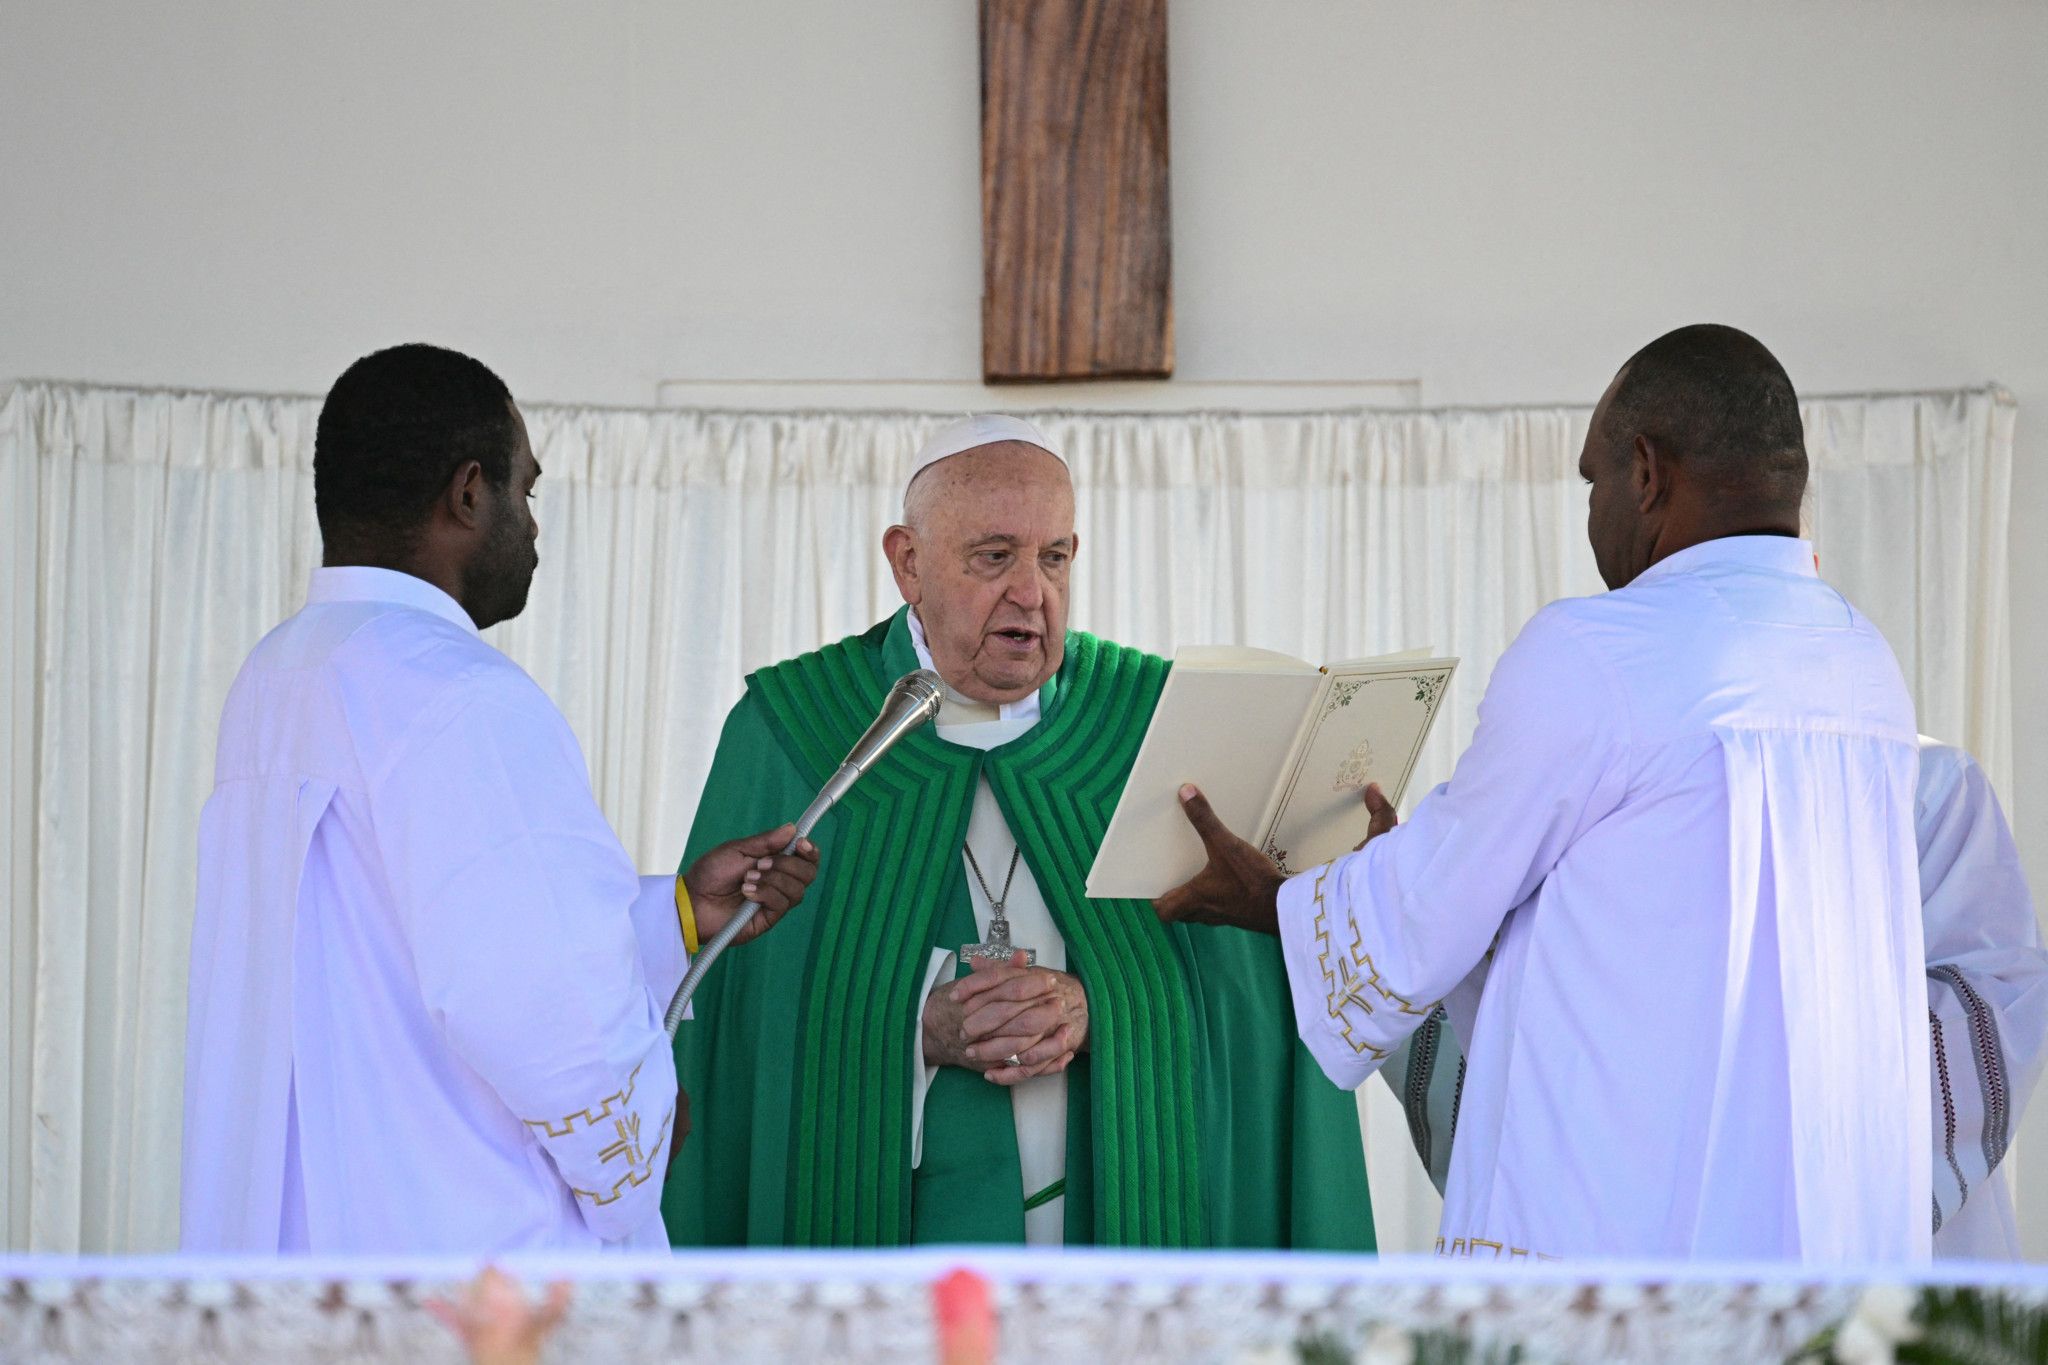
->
[663,416,1373,1248]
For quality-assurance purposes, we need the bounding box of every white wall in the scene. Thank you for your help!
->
[4,0,2045,1253]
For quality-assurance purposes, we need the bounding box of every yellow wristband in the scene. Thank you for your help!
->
[675,876,699,955]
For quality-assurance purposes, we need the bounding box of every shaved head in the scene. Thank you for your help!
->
[1579,324,1809,589]
[1597,324,1807,507]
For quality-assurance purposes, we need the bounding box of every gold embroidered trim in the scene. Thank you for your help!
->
[599,1111,646,1168]
[570,1101,674,1207]
[1435,1235,1560,1262]
[521,1061,644,1139]
[1311,865,1431,1058]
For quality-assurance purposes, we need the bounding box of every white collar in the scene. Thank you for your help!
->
[906,608,1044,727]
[305,566,479,635]
[1630,534,1819,588]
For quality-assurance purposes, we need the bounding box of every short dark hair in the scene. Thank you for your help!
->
[1601,324,1807,506]
[314,343,518,553]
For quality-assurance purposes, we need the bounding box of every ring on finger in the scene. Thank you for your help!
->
[1004,1053,1022,1068]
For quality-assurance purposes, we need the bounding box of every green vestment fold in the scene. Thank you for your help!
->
[664,608,1373,1249]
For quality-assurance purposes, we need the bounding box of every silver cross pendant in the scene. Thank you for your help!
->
[961,911,1036,968]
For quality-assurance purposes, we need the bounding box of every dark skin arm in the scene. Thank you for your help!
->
[682,822,820,945]
[1152,782,1397,931]
[668,822,821,1163]
[668,1084,691,1174]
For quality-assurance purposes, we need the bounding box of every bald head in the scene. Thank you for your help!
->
[884,440,1078,703]
[1596,324,1807,507]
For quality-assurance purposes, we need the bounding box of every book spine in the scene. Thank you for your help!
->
[1254,669,1334,855]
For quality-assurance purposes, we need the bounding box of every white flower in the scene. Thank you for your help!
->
[1832,1284,1923,1365]
[1854,1285,1922,1341]
[1353,1322,1415,1365]
[1833,1317,1894,1365]
[1231,1346,1296,1365]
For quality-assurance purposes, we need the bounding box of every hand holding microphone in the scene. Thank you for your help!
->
[682,822,820,947]
[664,668,944,1035]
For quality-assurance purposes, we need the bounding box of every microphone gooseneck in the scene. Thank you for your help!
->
[663,668,943,1037]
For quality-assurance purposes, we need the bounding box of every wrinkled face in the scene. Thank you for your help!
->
[885,442,1076,704]
[463,405,542,629]
[1580,372,1646,591]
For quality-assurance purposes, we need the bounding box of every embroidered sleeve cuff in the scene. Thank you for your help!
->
[518,1040,682,1242]
[1927,964,2015,1236]
[1277,858,1414,1091]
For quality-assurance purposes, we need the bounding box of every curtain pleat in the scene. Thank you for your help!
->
[0,380,2014,1252]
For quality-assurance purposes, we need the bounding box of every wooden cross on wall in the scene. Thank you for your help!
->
[981,0,1173,382]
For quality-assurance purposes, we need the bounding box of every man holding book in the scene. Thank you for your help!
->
[664,416,1372,1249]
[1383,736,2047,1260]
[1156,325,1932,1262]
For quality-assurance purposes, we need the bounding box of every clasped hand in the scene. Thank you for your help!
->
[923,951,1088,1086]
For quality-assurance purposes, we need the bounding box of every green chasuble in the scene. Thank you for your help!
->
[664,608,1373,1249]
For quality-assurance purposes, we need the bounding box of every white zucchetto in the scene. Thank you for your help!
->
[905,415,1064,504]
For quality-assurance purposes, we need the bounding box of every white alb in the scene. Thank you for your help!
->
[1280,536,1930,1261]
[183,567,686,1253]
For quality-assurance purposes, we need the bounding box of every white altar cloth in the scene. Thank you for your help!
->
[7,1251,2048,1363]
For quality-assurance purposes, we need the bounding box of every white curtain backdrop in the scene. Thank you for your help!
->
[0,380,2015,1255]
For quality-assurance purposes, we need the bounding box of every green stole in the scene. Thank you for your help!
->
[745,612,1204,1246]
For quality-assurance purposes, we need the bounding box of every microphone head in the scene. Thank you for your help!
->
[893,668,944,720]
[839,668,946,777]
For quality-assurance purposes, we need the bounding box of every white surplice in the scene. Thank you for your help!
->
[1920,739,2048,1259]
[1280,536,1929,1262]
[904,610,1071,1245]
[183,567,687,1254]
[1386,736,2048,1261]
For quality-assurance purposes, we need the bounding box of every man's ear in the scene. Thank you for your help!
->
[443,459,489,530]
[1633,434,1670,514]
[882,524,922,606]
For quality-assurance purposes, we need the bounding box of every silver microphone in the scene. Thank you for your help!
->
[664,668,943,1036]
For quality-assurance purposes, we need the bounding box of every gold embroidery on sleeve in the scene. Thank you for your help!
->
[599,1112,645,1169]
[1437,1234,1559,1262]
[1312,866,1431,1058]
[570,1101,674,1207]
[522,1061,644,1138]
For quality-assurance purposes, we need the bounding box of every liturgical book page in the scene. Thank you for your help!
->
[1087,647,1458,899]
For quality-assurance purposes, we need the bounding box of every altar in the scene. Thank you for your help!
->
[7,1251,2048,1364]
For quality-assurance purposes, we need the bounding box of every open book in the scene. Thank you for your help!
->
[1086,647,1458,899]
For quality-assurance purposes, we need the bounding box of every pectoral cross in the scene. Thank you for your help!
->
[960,843,1037,967]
